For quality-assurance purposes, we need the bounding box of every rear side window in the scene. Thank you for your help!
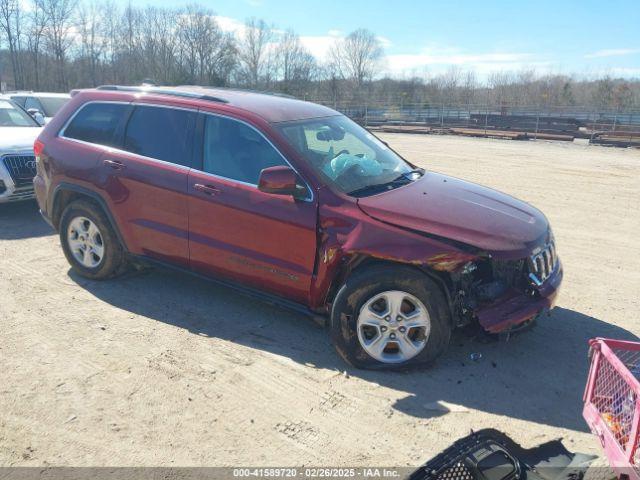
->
[63,103,129,148]
[39,97,69,117]
[24,97,42,111]
[124,106,196,167]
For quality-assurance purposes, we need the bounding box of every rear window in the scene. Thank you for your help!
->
[11,96,27,107]
[123,105,196,167]
[63,103,129,147]
[38,96,69,117]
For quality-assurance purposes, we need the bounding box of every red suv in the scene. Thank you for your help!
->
[34,86,562,369]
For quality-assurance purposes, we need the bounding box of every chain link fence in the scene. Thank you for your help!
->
[311,101,640,146]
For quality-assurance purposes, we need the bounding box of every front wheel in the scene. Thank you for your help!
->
[330,265,452,369]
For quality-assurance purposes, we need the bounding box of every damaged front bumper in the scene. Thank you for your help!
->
[476,260,563,333]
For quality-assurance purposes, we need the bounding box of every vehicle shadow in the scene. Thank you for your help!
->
[0,200,54,239]
[71,265,638,434]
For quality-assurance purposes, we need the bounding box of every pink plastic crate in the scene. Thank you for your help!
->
[584,338,640,480]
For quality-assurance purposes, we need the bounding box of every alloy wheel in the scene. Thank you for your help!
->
[67,216,105,269]
[356,290,431,364]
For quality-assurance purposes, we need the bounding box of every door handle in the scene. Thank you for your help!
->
[103,159,125,170]
[193,183,221,196]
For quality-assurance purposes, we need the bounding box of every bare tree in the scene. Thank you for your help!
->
[177,4,236,85]
[139,7,180,84]
[274,29,316,93]
[593,76,615,109]
[116,3,144,83]
[460,70,477,106]
[613,82,634,110]
[560,81,575,105]
[237,17,273,88]
[436,66,463,103]
[77,0,107,86]
[42,0,77,89]
[329,28,383,87]
[25,0,48,90]
[99,0,119,83]
[0,0,23,88]
[0,0,637,113]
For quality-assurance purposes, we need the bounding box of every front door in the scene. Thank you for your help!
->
[187,113,317,304]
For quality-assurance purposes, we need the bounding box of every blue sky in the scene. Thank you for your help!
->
[122,0,640,79]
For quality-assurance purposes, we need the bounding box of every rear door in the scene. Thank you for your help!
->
[100,104,196,267]
[187,113,318,304]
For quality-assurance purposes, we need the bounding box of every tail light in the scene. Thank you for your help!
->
[34,139,45,174]
[34,139,44,157]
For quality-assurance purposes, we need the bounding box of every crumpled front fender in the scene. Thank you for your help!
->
[309,195,477,310]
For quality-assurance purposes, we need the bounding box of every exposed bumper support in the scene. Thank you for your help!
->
[476,261,563,333]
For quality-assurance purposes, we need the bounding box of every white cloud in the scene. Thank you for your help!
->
[376,35,393,48]
[299,35,336,60]
[211,17,639,80]
[214,15,284,38]
[214,15,246,34]
[298,31,391,61]
[585,48,640,58]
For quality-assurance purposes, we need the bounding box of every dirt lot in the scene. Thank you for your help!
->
[1,135,639,467]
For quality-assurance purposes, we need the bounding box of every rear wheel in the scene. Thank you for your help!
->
[59,200,126,279]
[330,265,451,369]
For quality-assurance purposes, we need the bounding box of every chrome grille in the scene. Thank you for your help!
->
[527,242,557,286]
[3,155,37,187]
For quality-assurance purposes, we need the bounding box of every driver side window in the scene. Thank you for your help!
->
[202,115,287,185]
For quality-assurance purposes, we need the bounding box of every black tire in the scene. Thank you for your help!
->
[330,264,452,369]
[59,199,127,280]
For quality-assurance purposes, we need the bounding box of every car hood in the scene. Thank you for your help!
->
[357,172,549,258]
[0,127,42,151]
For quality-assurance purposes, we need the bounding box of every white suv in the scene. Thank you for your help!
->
[9,92,70,124]
[0,97,42,203]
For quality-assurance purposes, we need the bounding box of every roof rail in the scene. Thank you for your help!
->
[96,85,229,104]
[174,84,298,100]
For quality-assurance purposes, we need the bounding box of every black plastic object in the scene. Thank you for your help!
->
[409,429,596,480]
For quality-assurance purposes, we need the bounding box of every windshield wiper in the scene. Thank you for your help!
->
[347,169,425,197]
[347,175,412,197]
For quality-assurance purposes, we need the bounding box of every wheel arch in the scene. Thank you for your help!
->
[325,255,456,325]
[52,183,127,250]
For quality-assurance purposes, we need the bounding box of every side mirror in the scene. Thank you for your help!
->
[27,109,45,126]
[258,166,307,199]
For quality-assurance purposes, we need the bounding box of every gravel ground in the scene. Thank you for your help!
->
[1,134,639,466]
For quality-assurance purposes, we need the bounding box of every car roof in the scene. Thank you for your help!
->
[87,85,340,123]
[8,91,70,98]
[32,92,71,98]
